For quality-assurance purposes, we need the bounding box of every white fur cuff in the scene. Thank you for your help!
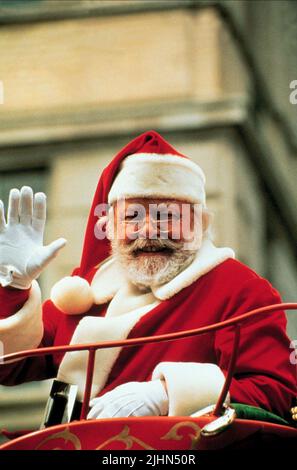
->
[0,280,43,357]
[152,362,226,416]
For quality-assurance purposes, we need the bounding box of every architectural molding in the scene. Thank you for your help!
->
[0,0,212,25]
[0,93,296,257]
[0,97,249,148]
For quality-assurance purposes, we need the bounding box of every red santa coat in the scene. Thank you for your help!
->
[0,131,296,419]
[0,255,295,419]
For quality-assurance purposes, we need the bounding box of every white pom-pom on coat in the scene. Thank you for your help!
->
[50,276,94,315]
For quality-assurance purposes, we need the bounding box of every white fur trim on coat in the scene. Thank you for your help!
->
[91,256,126,305]
[50,240,235,314]
[108,153,206,205]
[56,239,234,399]
[57,280,160,400]
[91,238,235,304]
[151,238,235,300]
[0,280,43,357]
[152,362,226,416]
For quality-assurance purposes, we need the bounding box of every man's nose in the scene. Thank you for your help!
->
[137,215,158,239]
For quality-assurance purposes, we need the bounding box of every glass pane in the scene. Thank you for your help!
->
[0,168,47,208]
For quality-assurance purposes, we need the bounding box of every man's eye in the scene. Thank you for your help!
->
[157,213,180,221]
[125,212,141,220]
[157,213,169,221]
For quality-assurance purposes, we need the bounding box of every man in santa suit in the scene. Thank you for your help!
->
[0,130,295,421]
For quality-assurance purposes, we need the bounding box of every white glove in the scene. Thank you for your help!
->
[87,380,169,420]
[0,186,66,289]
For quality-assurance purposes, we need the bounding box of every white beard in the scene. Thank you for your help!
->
[110,237,197,291]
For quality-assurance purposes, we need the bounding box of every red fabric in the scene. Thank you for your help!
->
[0,258,296,419]
[0,286,30,318]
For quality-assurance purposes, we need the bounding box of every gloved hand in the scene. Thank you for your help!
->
[87,380,169,420]
[0,186,66,289]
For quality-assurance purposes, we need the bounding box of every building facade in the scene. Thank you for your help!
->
[0,0,296,435]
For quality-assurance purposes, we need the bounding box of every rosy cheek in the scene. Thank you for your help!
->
[118,225,137,243]
[113,223,126,241]
[181,220,196,242]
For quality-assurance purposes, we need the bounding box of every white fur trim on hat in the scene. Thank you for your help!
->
[0,280,43,357]
[108,153,206,205]
[152,361,227,416]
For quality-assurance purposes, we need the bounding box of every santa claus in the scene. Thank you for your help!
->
[0,130,295,421]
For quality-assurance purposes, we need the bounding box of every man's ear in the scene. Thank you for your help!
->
[202,210,210,233]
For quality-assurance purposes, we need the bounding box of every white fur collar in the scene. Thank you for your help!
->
[151,239,235,300]
[57,295,160,399]
[91,256,124,305]
[91,239,235,303]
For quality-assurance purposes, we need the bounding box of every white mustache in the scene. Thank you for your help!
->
[123,238,183,256]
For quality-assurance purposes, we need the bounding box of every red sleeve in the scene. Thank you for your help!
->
[0,298,61,385]
[214,277,297,419]
[0,286,30,318]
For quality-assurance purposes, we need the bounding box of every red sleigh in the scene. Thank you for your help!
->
[0,302,296,450]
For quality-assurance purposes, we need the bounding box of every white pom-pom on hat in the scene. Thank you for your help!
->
[50,276,94,315]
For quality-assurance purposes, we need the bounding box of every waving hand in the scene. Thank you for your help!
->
[0,186,66,289]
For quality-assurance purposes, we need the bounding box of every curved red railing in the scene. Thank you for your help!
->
[1,302,297,420]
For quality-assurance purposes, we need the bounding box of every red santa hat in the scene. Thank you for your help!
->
[51,130,206,315]
[108,139,205,205]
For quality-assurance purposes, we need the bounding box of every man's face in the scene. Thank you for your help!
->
[108,197,206,289]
